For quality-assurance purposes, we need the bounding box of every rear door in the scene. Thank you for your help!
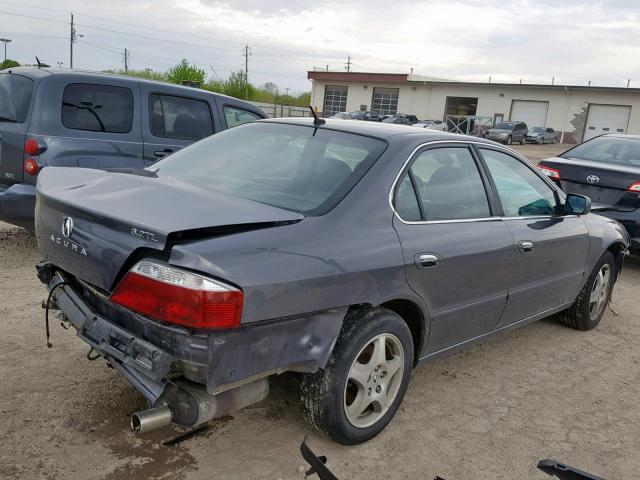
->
[392,144,514,353]
[0,72,34,184]
[140,86,216,165]
[477,146,590,326]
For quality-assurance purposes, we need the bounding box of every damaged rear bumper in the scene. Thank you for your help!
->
[38,264,346,406]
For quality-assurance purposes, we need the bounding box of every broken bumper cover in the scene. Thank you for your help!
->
[40,266,346,404]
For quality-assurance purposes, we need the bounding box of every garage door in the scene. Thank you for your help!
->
[584,104,631,141]
[510,100,549,128]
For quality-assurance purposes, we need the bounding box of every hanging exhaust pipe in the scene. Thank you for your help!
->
[131,377,269,433]
[131,404,172,433]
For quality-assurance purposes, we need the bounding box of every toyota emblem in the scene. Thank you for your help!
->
[62,217,74,238]
[586,175,600,184]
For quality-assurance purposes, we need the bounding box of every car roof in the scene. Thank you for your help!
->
[261,117,498,144]
[3,66,243,102]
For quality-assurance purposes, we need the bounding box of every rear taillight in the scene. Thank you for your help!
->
[24,138,39,156]
[24,158,39,175]
[538,165,560,180]
[111,261,243,329]
[628,181,640,192]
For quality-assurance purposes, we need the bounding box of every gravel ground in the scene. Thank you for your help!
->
[2,143,639,480]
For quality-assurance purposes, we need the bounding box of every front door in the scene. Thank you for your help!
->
[476,147,590,326]
[392,144,514,353]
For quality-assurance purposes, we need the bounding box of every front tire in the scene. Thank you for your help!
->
[520,135,526,145]
[506,135,513,145]
[559,251,616,330]
[300,308,413,444]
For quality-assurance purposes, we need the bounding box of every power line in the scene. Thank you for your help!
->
[0,3,347,62]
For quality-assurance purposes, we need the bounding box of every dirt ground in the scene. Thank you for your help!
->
[2,143,639,480]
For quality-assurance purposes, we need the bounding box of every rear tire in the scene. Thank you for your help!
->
[300,308,413,444]
[559,251,616,330]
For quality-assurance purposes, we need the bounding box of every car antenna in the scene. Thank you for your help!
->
[309,106,325,126]
[35,57,50,69]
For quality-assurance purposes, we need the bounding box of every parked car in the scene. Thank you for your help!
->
[413,119,447,131]
[330,112,351,119]
[538,133,640,253]
[485,121,528,145]
[0,67,267,229]
[382,115,411,125]
[526,127,557,144]
[37,118,628,445]
[347,110,383,122]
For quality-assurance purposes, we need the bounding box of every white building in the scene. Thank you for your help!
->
[308,70,640,143]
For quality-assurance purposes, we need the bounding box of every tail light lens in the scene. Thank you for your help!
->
[538,165,561,180]
[111,261,243,329]
[24,138,40,156]
[24,158,39,175]
[628,181,640,192]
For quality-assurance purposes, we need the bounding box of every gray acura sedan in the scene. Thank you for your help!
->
[35,118,629,444]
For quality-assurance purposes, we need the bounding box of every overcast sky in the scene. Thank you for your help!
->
[0,0,638,92]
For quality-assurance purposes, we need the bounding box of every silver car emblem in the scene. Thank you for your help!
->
[586,175,600,184]
[62,217,74,238]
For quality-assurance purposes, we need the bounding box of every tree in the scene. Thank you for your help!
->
[223,71,255,99]
[0,59,20,70]
[166,59,206,86]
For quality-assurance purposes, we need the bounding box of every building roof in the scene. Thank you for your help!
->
[307,69,640,93]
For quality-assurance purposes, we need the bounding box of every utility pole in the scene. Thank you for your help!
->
[123,48,129,73]
[0,38,11,62]
[69,13,83,69]
[627,79,631,88]
[242,44,251,100]
[345,56,352,72]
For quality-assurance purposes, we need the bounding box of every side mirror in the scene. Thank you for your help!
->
[564,193,591,215]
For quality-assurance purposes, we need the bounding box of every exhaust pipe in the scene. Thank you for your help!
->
[131,404,172,433]
[131,378,269,433]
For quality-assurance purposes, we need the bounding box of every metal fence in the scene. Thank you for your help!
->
[249,101,312,118]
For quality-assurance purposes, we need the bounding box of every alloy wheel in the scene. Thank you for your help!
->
[589,264,611,320]
[343,333,405,428]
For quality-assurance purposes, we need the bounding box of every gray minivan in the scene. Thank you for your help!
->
[0,67,266,228]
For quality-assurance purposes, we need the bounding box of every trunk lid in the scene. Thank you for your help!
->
[0,72,35,184]
[540,156,640,208]
[36,167,304,291]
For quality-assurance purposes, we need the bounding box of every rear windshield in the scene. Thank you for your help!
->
[0,73,34,123]
[149,122,387,215]
[561,136,640,167]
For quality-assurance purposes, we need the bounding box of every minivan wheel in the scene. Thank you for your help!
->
[299,307,413,444]
[520,135,526,145]
[559,251,616,331]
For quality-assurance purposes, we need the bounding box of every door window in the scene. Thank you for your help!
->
[149,94,213,140]
[223,106,262,128]
[480,149,558,217]
[394,147,491,221]
[62,83,133,133]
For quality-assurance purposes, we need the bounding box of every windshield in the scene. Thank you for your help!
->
[494,122,514,130]
[561,136,640,167]
[0,73,34,123]
[529,127,545,133]
[149,122,387,215]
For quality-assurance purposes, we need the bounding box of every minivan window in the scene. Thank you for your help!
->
[224,106,262,128]
[150,122,386,215]
[495,122,514,129]
[0,73,34,123]
[150,93,213,140]
[62,83,133,133]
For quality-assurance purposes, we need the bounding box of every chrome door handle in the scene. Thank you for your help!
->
[519,241,534,253]
[417,254,439,268]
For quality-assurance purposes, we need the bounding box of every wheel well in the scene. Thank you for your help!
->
[379,299,426,365]
[607,242,627,280]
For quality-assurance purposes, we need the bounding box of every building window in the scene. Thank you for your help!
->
[372,88,399,115]
[323,85,348,117]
